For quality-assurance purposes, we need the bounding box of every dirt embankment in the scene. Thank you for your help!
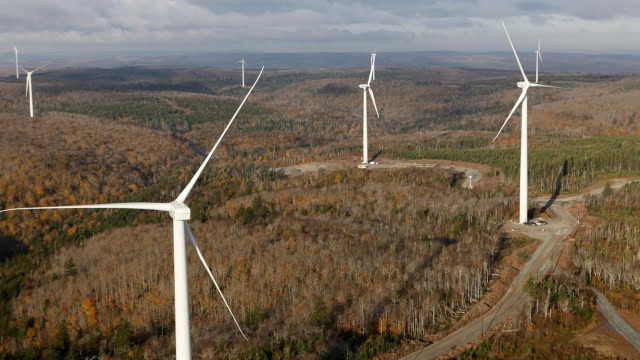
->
[576,311,640,359]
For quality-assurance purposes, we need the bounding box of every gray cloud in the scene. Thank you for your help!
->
[1,0,640,54]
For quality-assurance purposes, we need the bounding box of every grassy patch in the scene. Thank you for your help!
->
[496,236,535,262]
[397,135,640,194]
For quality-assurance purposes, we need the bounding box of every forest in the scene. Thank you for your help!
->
[2,159,520,358]
[571,182,640,313]
[456,276,607,359]
[1,65,640,358]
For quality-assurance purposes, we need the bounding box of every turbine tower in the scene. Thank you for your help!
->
[20,65,45,118]
[1,66,265,360]
[358,57,379,168]
[535,37,542,83]
[493,23,560,224]
[237,59,248,88]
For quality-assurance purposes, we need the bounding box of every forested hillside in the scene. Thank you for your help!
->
[0,65,639,358]
[6,167,517,358]
[571,182,640,313]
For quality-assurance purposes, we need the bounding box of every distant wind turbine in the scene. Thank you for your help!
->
[493,23,561,224]
[12,38,19,79]
[1,66,265,360]
[535,37,542,83]
[237,59,248,87]
[370,50,377,81]
[358,56,380,168]
[20,65,45,118]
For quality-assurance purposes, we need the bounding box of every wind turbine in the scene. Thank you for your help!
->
[357,56,380,168]
[237,59,248,88]
[370,50,376,81]
[20,65,45,118]
[535,37,542,83]
[1,66,265,360]
[11,37,19,79]
[493,23,560,224]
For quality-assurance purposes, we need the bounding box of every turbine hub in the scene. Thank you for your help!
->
[169,202,191,221]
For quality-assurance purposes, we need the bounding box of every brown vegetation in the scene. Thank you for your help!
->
[571,182,640,313]
[1,66,639,358]
[9,167,514,358]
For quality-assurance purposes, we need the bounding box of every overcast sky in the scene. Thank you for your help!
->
[2,0,640,54]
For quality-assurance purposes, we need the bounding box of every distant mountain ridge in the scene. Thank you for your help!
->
[3,50,640,73]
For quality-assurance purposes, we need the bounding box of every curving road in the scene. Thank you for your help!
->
[277,159,482,189]
[591,288,640,351]
[279,159,640,358]
[402,178,640,360]
[361,162,481,189]
[401,204,573,360]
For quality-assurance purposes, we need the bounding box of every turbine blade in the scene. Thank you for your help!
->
[176,66,265,203]
[530,83,563,89]
[18,65,27,73]
[368,88,379,118]
[502,21,529,83]
[25,77,29,97]
[538,51,543,64]
[33,65,47,73]
[0,202,172,214]
[367,63,373,85]
[493,88,528,142]
[185,224,248,341]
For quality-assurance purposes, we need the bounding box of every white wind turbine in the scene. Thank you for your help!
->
[237,59,248,88]
[20,65,45,118]
[493,23,560,224]
[535,37,542,83]
[357,56,380,168]
[1,66,265,360]
[370,50,377,81]
[13,39,20,79]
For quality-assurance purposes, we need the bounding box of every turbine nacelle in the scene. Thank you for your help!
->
[359,84,369,89]
[169,202,191,221]
[517,81,529,89]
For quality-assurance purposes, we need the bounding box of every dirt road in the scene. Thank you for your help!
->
[401,204,574,360]
[402,179,640,360]
[277,159,484,189]
[591,289,640,351]
[280,159,639,358]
